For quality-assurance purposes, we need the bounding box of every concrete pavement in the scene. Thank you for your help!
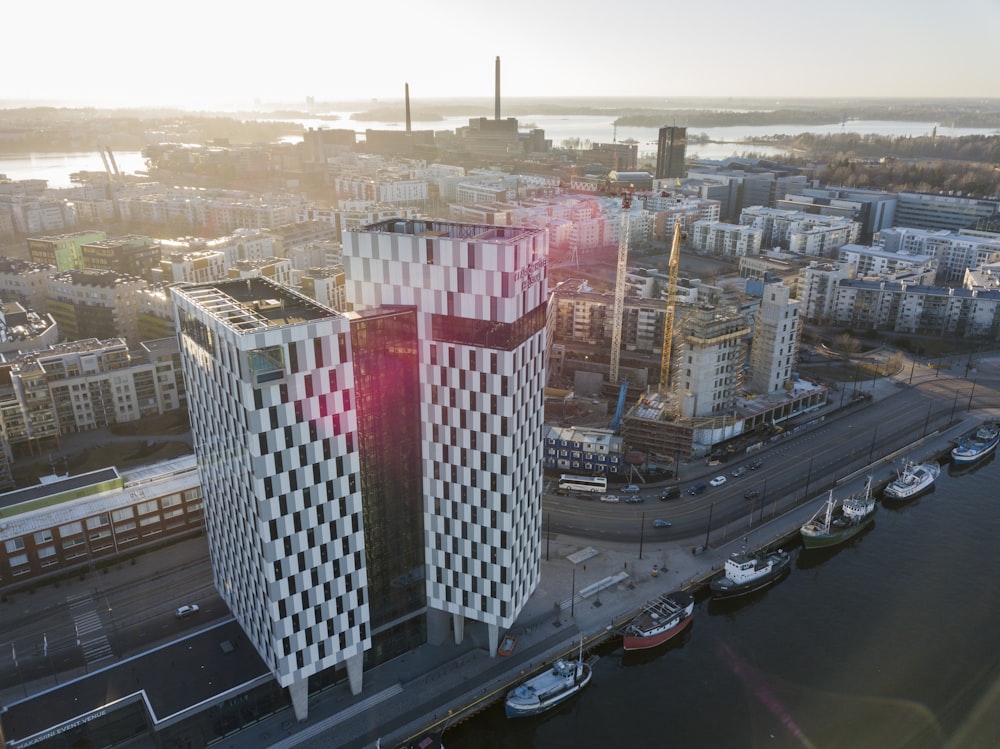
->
[1,359,991,749]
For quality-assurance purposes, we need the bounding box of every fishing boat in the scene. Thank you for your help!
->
[622,590,695,651]
[505,637,591,718]
[883,460,940,500]
[709,545,791,599]
[800,477,876,550]
[951,423,1000,465]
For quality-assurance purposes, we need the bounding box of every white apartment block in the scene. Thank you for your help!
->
[0,337,183,444]
[227,258,294,288]
[827,280,1000,337]
[799,262,853,322]
[0,257,55,312]
[46,269,146,347]
[156,250,228,285]
[455,181,508,204]
[0,195,76,234]
[569,217,610,253]
[875,227,1000,283]
[690,220,763,257]
[741,206,860,255]
[343,219,546,658]
[747,283,801,395]
[836,243,937,279]
[298,267,345,311]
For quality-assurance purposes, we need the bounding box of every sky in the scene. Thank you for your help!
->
[6,0,999,110]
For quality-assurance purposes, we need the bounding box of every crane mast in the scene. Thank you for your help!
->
[658,219,682,394]
[608,190,632,385]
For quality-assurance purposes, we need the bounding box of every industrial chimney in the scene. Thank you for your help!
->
[495,56,501,121]
[405,82,411,133]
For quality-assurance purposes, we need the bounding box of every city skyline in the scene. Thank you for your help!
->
[7,0,998,111]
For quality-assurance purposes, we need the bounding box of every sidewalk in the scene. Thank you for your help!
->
[1,361,986,749]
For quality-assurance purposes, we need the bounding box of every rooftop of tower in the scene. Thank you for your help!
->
[173,277,341,332]
[361,218,542,242]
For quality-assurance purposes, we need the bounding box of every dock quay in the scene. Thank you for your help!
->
[0,408,986,749]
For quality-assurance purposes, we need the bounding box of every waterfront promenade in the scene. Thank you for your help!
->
[0,360,990,749]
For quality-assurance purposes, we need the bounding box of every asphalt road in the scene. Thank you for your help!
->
[541,364,997,544]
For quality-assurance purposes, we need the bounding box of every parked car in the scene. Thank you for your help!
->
[601,494,620,503]
[709,475,727,487]
[175,604,200,619]
[624,495,645,503]
[660,487,681,500]
[621,484,641,494]
[689,482,707,495]
[653,519,673,528]
[731,466,747,478]
[744,489,761,501]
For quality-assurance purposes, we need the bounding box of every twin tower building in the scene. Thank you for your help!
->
[171,220,548,720]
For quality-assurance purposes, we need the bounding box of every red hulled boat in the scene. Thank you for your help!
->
[622,590,694,651]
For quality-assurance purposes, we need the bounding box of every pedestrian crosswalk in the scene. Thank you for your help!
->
[66,593,114,664]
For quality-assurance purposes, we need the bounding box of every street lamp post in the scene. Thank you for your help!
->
[804,457,814,499]
[639,511,645,560]
[868,427,879,463]
[968,380,977,411]
[923,401,933,436]
[546,512,550,561]
[570,567,576,618]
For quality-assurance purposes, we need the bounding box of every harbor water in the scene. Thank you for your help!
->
[445,455,1000,749]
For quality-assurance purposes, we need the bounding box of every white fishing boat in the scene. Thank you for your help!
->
[505,637,591,718]
[951,423,1000,465]
[883,460,940,500]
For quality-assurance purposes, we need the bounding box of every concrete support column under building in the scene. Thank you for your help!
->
[488,622,499,657]
[289,678,309,722]
[452,612,465,645]
[346,651,364,695]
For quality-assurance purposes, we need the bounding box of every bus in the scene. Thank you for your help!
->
[558,474,608,493]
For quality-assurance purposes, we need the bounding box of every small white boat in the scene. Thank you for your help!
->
[505,637,591,718]
[951,423,1000,465]
[883,460,940,500]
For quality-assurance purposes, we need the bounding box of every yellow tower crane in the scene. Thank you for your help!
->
[658,219,682,395]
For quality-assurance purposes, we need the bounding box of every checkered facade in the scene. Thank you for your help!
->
[344,220,547,630]
[172,280,369,688]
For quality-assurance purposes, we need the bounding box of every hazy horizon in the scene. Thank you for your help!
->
[8,0,999,111]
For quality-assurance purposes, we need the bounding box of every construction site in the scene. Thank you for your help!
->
[545,192,829,472]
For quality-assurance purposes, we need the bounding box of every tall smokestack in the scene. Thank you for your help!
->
[495,56,501,121]
[405,82,411,133]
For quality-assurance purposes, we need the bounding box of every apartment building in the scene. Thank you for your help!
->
[678,304,750,418]
[27,231,107,271]
[46,269,147,347]
[747,283,801,395]
[875,227,1000,283]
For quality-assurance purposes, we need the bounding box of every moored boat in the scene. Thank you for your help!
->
[622,590,694,651]
[505,638,591,718]
[800,477,876,550]
[883,460,940,501]
[709,546,791,599]
[951,423,1000,465]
